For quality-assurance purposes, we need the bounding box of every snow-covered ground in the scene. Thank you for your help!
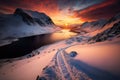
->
[0,35,120,80]
[66,38,120,78]
[0,38,75,80]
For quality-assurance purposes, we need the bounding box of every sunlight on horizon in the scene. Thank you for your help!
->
[50,29,77,41]
[51,13,83,27]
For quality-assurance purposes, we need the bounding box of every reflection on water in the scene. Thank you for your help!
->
[0,29,77,59]
[50,29,77,41]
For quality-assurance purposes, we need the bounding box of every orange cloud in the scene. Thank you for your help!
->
[0,0,120,26]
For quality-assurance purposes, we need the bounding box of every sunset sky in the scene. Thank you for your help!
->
[0,0,120,26]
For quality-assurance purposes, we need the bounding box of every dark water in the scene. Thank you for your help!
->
[0,30,77,59]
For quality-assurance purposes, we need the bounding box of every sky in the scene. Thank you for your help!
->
[0,0,120,26]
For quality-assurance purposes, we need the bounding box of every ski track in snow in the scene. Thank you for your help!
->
[54,48,92,80]
[56,49,72,80]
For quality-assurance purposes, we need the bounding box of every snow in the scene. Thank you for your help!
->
[66,39,120,76]
[23,9,53,25]
[71,19,107,34]
[0,43,57,80]
[0,39,69,80]
[0,35,119,80]
[0,25,59,46]
[38,48,92,80]
[71,13,120,37]
[81,19,107,32]
[87,20,120,37]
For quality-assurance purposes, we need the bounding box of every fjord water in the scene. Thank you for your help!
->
[0,30,77,59]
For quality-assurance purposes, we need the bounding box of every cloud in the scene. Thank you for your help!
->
[72,0,120,21]
[0,0,120,25]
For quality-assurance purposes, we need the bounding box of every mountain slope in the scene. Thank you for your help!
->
[14,8,54,26]
[71,13,120,36]
[88,21,120,43]
[0,8,59,46]
[85,14,120,37]
[71,19,107,33]
[81,19,107,32]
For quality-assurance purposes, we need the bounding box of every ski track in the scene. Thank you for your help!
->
[56,48,92,80]
[57,50,72,80]
[39,45,92,80]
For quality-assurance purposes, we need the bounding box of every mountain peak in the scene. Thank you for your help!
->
[14,8,34,25]
[13,8,54,26]
[14,8,24,15]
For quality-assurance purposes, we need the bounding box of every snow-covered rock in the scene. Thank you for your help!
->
[69,51,77,57]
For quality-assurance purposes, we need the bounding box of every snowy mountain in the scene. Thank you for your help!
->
[80,19,107,32]
[86,13,120,37]
[14,8,54,26]
[0,8,59,46]
[88,21,120,43]
[71,19,107,33]
[71,13,120,35]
